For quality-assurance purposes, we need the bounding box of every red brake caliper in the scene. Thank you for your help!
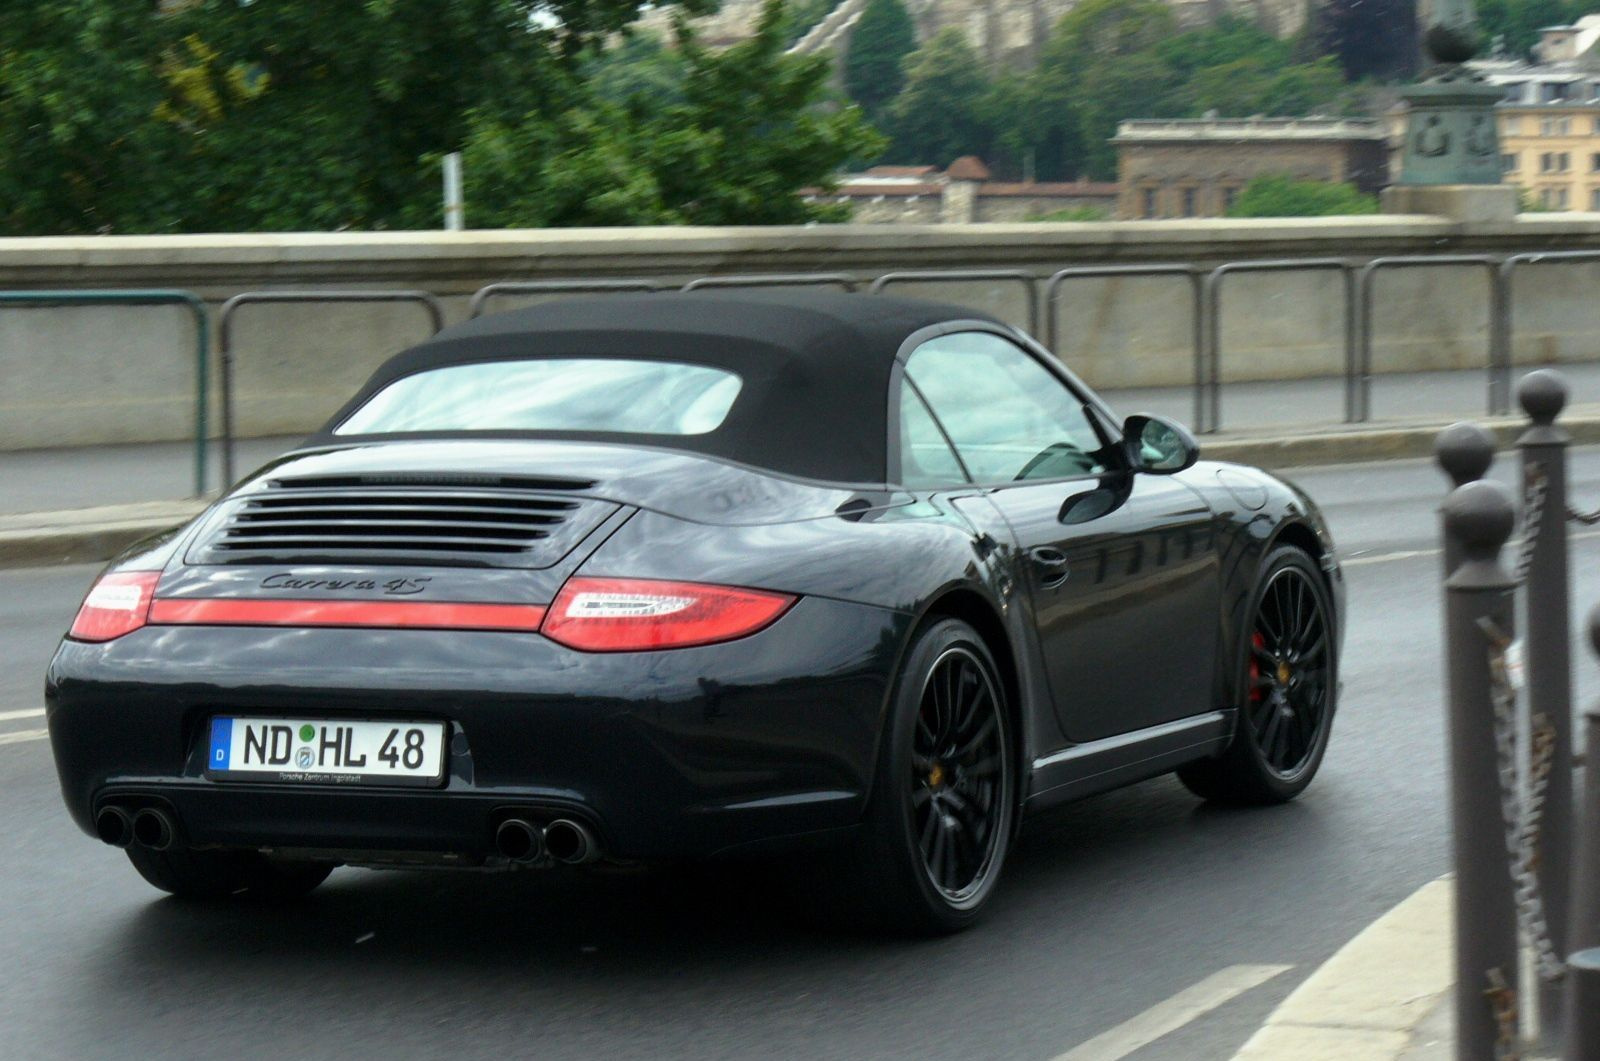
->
[1249,631,1266,704]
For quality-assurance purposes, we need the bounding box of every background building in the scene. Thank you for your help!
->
[1113,118,1389,219]
[810,157,1118,222]
[1442,17,1600,210]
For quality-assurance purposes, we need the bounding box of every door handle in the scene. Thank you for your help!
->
[1029,546,1069,588]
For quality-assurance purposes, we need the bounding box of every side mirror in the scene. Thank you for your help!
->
[1124,414,1199,475]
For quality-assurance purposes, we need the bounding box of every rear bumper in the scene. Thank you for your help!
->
[47,596,905,861]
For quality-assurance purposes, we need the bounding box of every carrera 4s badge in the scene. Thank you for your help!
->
[260,574,433,596]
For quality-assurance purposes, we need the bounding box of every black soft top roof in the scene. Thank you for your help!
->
[316,290,1003,483]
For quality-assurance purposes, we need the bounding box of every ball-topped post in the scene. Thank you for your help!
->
[1441,475,1520,1061]
[1519,365,1575,1044]
[1435,422,1496,488]
[1519,368,1569,426]
[1443,479,1515,581]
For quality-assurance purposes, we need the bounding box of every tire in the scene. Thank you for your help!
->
[840,617,1018,935]
[1179,545,1337,806]
[126,845,332,901]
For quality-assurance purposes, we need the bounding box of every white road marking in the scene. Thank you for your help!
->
[1342,527,1600,568]
[0,708,45,723]
[0,728,47,746]
[1052,964,1293,1061]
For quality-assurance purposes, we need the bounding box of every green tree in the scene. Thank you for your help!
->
[1476,0,1586,58]
[1225,174,1379,217]
[881,29,992,165]
[462,0,883,226]
[1034,0,1187,180]
[1315,0,1418,80]
[0,4,173,234]
[844,0,917,118]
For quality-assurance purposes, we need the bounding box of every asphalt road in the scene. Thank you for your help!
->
[3,450,1598,1061]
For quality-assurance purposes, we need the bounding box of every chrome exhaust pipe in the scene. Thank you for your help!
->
[494,818,546,864]
[131,808,175,851]
[95,806,134,848]
[544,819,599,865]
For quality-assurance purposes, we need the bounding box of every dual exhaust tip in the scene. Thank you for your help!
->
[95,806,174,851]
[494,817,599,866]
[96,805,598,866]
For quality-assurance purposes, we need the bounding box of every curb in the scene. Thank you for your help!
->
[1203,412,1600,469]
[0,500,208,570]
[1233,876,1454,1060]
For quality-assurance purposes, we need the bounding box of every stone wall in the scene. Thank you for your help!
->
[1,214,1598,450]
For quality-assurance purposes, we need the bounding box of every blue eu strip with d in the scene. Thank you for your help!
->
[209,717,232,770]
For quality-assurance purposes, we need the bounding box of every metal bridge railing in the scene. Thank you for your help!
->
[0,289,211,496]
[1355,256,1501,425]
[1044,265,1204,432]
[218,291,446,485]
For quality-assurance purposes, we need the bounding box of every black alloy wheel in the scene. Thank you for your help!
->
[912,644,1009,905]
[843,617,1016,935]
[1179,545,1336,805]
[1247,563,1331,777]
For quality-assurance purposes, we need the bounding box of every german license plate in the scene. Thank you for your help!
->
[206,717,448,787]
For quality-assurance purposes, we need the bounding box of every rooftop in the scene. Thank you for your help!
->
[1113,117,1386,143]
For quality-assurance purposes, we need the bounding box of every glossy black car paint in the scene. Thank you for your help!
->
[46,296,1345,869]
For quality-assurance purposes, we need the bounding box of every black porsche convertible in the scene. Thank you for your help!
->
[48,290,1342,933]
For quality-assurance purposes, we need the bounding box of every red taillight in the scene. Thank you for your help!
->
[541,577,796,652]
[68,571,161,643]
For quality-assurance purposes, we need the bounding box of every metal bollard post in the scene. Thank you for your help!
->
[1519,369,1575,1045]
[1574,611,1600,957]
[1564,950,1600,1061]
[1444,481,1523,1061]
[1437,422,1498,577]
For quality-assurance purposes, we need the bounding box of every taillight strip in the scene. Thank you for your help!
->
[148,598,548,632]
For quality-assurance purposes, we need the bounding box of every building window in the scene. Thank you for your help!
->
[1547,82,1571,102]
[1542,117,1573,136]
[1142,187,1158,218]
[1591,188,1600,210]
[1562,152,1572,172]
[1592,152,1600,172]
[1505,115,1522,136]
[1558,187,1570,208]
[1222,186,1240,212]
[1541,152,1554,172]
[1504,153,1519,173]
[1505,84,1525,104]
[1181,187,1197,217]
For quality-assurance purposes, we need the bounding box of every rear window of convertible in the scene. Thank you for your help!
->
[333,359,744,436]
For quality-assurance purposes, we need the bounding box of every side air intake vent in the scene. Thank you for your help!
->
[189,476,616,569]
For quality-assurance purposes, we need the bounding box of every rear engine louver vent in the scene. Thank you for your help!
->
[191,475,614,569]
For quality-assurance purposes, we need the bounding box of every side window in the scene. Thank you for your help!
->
[898,383,970,488]
[905,331,1111,484]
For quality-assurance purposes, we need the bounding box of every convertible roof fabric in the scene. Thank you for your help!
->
[316,290,1002,483]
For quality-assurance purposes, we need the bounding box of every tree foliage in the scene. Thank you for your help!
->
[1224,175,1379,217]
[844,0,917,118]
[1477,0,1600,58]
[874,4,1357,182]
[463,1,882,227]
[881,29,992,166]
[1316,0,1418,81]
[0,0,878,234]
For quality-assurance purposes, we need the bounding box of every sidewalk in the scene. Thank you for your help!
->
[1234,876,1560,1061]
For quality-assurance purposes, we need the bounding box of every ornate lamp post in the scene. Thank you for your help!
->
[1385,0,1519,219]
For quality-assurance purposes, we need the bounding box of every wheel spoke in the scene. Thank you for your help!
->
[918,801,939,859]
[954,711,997,761]
[963,753,1000,779]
